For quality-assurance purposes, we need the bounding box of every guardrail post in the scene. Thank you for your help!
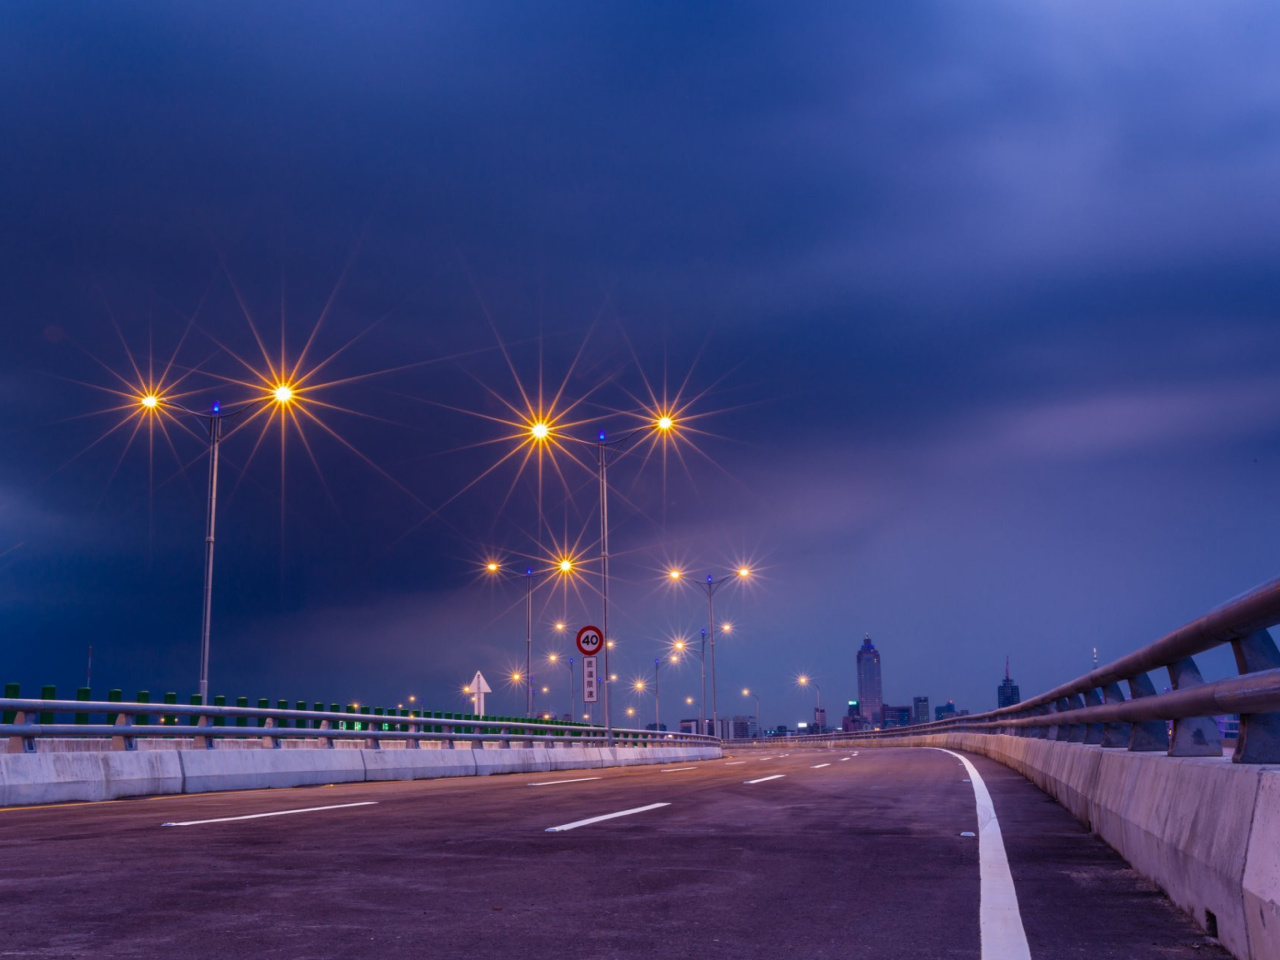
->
[1100,683,1131,747]
[1165,657,1223,757]
[407,710,421,749]
[441,712,454,749]
[1064,694,1086,741]
[361,707,379,749]
[1081,688,1105,744]
[261,715,282,749]
[163,692,177,727]
[1035,701,1054,739]
[1126,674,1169,751]
[256,698,270,727]
[135,690,150,727]
[7,709,33,754]
[1231,629,1280,763]
[110,708,135,752]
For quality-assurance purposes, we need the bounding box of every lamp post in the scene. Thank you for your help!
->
[548,651,575,721]
[743,688,761,735]
[486,559,574,716]
[590,419,674,744]
[140,385,297,702]
[671,633,708,734]
[524,415,675,743]
[798,675,821,732]
[668,567,749,738]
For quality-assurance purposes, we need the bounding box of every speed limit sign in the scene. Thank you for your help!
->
[576,625,603,657]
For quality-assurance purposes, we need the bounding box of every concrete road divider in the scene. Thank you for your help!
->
[0,751,183,806]
[177,748,366,794]
[362,749,477,781]
[0,743,722,806]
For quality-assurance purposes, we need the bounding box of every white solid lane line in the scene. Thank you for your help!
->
[934,749,1031,960]
[744,774,785,785]
[161,801,377,827]
[661,766,697,773]
[839,757,852,761]
[545,802,671,833]
[528,777,601,787]
[811,763,830,769]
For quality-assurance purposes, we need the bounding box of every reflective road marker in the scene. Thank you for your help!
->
[161,801,377,827]
[545,803,671,832]
[744,774,785,785]
[935,749,1031,960]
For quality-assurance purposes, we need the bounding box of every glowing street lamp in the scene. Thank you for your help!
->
[547,651,576,722]
[668,567,749,736]
[486,557,575,716]
[140,383,298,702]
[743,688,761,734]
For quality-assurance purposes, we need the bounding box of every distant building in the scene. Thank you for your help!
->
[813,706,828,733]
[998,658,1021,708]
[881,704,912,728]
[644,722,668,732]
[912,696,930,726]
[730,715,757,739]
[857,635,883,725]
[935,701,958,722]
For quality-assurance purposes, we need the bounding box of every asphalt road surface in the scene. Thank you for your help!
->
[0,748,1227,960]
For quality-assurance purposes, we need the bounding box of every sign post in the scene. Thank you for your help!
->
[576,625,602,709]
[469,670,492,718]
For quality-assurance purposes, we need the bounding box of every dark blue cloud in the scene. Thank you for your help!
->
[2,2,1279,726]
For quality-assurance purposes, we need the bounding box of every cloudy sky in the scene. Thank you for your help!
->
[2,3,1279,728]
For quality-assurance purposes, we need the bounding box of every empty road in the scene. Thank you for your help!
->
[0,747,1224,959]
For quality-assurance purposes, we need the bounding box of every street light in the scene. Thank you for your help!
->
[743,687,761,734]
[797,675,821,731]
[139,385,297,702]
[668,566,749,737]
[486,558,575,716]
[547,652,576,721]
[670,633,706,734]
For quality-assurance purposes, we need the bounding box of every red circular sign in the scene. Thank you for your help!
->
[576,625,603,657]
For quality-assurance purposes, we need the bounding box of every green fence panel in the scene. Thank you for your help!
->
[76,687,91,725]
[135,690,150,727]
[213,695,226,726]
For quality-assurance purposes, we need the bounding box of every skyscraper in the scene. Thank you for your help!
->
[912,696,930,725]
[857,635,883,726]
[997,657,1021,708]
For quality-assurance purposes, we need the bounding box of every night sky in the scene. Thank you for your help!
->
[3,3,1279,729]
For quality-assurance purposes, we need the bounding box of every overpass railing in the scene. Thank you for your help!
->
[738,574,1280,763]
[0,699,718,754]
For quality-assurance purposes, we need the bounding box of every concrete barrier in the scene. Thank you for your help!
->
[1243,770,1280,960]
[0,743,721,806]
[0,751,183,806]
[177,748,367,793]
[362,749,477,781]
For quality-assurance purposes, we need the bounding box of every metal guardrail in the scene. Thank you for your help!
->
[0,699,719,754]
[733,575,1280,763]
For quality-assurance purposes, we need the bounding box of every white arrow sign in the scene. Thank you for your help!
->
[470,670,492,717]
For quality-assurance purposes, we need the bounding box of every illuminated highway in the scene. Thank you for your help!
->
[0,748,1222,959]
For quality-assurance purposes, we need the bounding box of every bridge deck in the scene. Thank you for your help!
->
[0,748,1225,959]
